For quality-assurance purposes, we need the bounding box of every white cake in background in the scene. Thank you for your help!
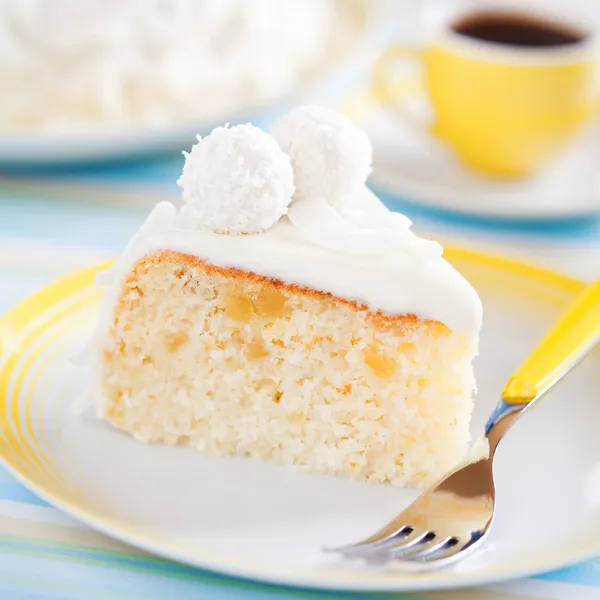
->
[86,106,482,488]
[0,0,339,132]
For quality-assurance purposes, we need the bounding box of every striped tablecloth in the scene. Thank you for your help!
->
[1,162,600,599]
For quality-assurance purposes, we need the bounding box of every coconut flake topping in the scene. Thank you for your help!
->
[270,105,372,210]
[177,123,294,235]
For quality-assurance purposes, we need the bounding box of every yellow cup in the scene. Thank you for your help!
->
[375,8,600,178]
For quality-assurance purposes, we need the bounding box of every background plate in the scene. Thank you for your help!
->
[0,0,392,167]
[2,249,600,593]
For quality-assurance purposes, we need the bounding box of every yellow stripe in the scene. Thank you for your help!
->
[5,297,99,483]
[0,262,109,463]
[0,261,111,356]
[3,309,94,500]
[23,309,98,499]
[37,323,88,480]
[445,247,583,296]
[0,263,109,496]
[39,306,101,496]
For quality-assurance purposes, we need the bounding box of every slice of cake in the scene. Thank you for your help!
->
[88,106,482,488]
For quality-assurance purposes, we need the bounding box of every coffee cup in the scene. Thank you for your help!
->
[374,4,600,178]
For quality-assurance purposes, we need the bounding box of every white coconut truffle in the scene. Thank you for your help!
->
[270,105,372,209]
[177,123,295,234]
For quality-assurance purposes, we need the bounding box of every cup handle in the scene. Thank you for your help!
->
[373,45,426,129]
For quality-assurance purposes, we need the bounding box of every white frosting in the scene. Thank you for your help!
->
[96,201,177,286]
[95,188,482,343]
[287,198,443,257]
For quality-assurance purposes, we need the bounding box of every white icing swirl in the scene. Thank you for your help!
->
[287,197,443,258]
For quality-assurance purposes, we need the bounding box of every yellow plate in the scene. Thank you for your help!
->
[2,248,600,593]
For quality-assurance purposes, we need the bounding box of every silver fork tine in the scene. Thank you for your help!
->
[326,525,414,556]
[364,530,435,560]
[331,494,436,555]
[385,531,437,558]
[369,541,472,573]
[418,539,467,563]
[398,536,457,560]
[376,535,479,569]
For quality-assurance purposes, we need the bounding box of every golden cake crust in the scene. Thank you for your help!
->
[124,250,449,336]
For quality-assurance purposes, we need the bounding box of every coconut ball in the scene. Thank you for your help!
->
[270,105,372,209]
[177,123,295,234]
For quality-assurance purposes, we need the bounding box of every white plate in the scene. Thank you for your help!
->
[361,105,600,220]
[2,248,600,593]
[0,1,392,167]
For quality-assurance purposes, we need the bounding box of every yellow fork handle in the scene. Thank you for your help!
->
[502,277,600,404]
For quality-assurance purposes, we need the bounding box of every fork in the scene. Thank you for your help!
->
[326,277,600,570]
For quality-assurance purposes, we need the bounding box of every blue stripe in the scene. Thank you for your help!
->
[0,196,143,249]
[0,466,50,507]
[0,482,50,507]
[534,558,600,587]
[372,184,600,239]
[0,547,390,600]
[1,540,209,577]
[0,589,67,600]
[34,154,183,184]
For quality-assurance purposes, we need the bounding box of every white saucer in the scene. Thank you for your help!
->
[363,106,600,220]
[3,249,600,593]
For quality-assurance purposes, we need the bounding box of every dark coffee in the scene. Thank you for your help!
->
[452,11,586,47]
